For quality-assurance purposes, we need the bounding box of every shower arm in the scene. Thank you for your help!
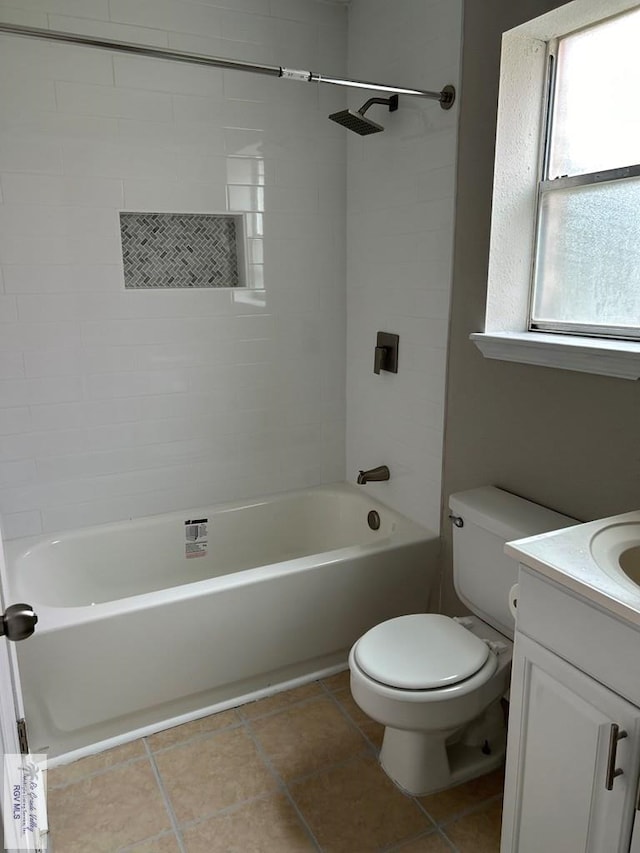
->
[0,21,455,109]
[357,96,399,116]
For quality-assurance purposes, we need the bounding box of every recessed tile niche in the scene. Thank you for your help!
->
[120,212,246,289]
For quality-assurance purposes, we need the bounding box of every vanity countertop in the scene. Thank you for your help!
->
[505,508,640,629]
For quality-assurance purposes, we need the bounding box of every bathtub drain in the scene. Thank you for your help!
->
[367,510,381,531]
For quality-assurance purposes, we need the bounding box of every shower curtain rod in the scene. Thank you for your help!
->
[0,22,455,108]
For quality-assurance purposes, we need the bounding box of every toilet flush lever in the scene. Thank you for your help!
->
[373,332,399,375]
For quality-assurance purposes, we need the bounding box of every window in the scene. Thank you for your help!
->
[531,9,640,341]
[472,0,640,379]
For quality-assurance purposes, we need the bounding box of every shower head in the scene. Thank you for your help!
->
[329,94,399,135]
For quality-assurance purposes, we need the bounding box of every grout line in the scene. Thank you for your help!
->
[437,827,462,853]
[243,718,323,853]
[146,714,244,756]
[317,678,339,698]
[319,679,496,852]
[146,685,339,757]
[284,749,372,788]
[237,690,329,723]
[148,696,372,816]
[318,671,350,691]
[117,829,181,853]
[178,790,276,831]
[439,826,464,853]
[412,793,438,825]
[436,791,504,828]
[47,752,149,790]
[143,738,187,853]
[411,782,504,835]
[432,828,462,853]
[320,680,380,757]
[380,827,453,853]
[47,680,502,852]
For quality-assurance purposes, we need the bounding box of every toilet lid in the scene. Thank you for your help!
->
[354,614,490,690]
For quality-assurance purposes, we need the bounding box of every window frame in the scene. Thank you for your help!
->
[528,27,640,343]
[471,0,640,381]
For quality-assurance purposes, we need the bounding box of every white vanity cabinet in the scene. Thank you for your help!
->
[501,567,640,853]
[501,632,640,852]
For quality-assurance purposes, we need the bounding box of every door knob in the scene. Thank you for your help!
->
[0,603,38,642]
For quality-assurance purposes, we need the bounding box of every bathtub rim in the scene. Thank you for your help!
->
[4,481,438,630]
[5,480,419,560]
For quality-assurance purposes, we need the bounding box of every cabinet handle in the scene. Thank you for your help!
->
[605,723,628,791]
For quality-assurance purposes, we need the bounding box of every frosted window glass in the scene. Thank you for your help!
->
[549,8,640,178]
[532,178,640,329]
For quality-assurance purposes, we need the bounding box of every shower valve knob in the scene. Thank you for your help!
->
[0,603,38,642]
[374,332,399,375]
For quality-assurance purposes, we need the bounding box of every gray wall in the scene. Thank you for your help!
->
[440,0,640,613]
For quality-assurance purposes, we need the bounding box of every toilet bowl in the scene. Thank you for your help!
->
[349,613,512,795]
[348,486,576,796]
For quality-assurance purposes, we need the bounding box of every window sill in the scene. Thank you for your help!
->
[470,331,640,380]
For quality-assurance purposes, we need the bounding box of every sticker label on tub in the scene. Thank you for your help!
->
[184,518,208,558]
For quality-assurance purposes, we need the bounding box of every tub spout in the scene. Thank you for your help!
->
[357,465,390,485]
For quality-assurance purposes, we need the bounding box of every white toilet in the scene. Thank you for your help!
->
[349,486,575,796]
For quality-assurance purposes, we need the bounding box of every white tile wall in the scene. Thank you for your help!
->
[345,0,462,532]
[0,0,347,539]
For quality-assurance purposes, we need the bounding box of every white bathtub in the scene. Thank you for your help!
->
[5,483,438,761]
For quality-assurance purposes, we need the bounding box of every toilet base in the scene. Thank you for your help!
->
[379,701,507,796]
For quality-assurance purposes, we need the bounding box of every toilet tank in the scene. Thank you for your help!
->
[448,486,577,638]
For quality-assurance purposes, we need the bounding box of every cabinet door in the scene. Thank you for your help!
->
[501,633,640,853]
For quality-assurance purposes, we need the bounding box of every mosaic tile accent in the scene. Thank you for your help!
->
[120,212,242,289]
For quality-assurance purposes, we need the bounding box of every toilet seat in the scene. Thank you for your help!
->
[353,614,490,690]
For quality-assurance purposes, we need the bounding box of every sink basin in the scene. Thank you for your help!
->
[590,522,640,589]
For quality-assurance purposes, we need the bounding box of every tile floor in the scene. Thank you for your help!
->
[46,671,504,852]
